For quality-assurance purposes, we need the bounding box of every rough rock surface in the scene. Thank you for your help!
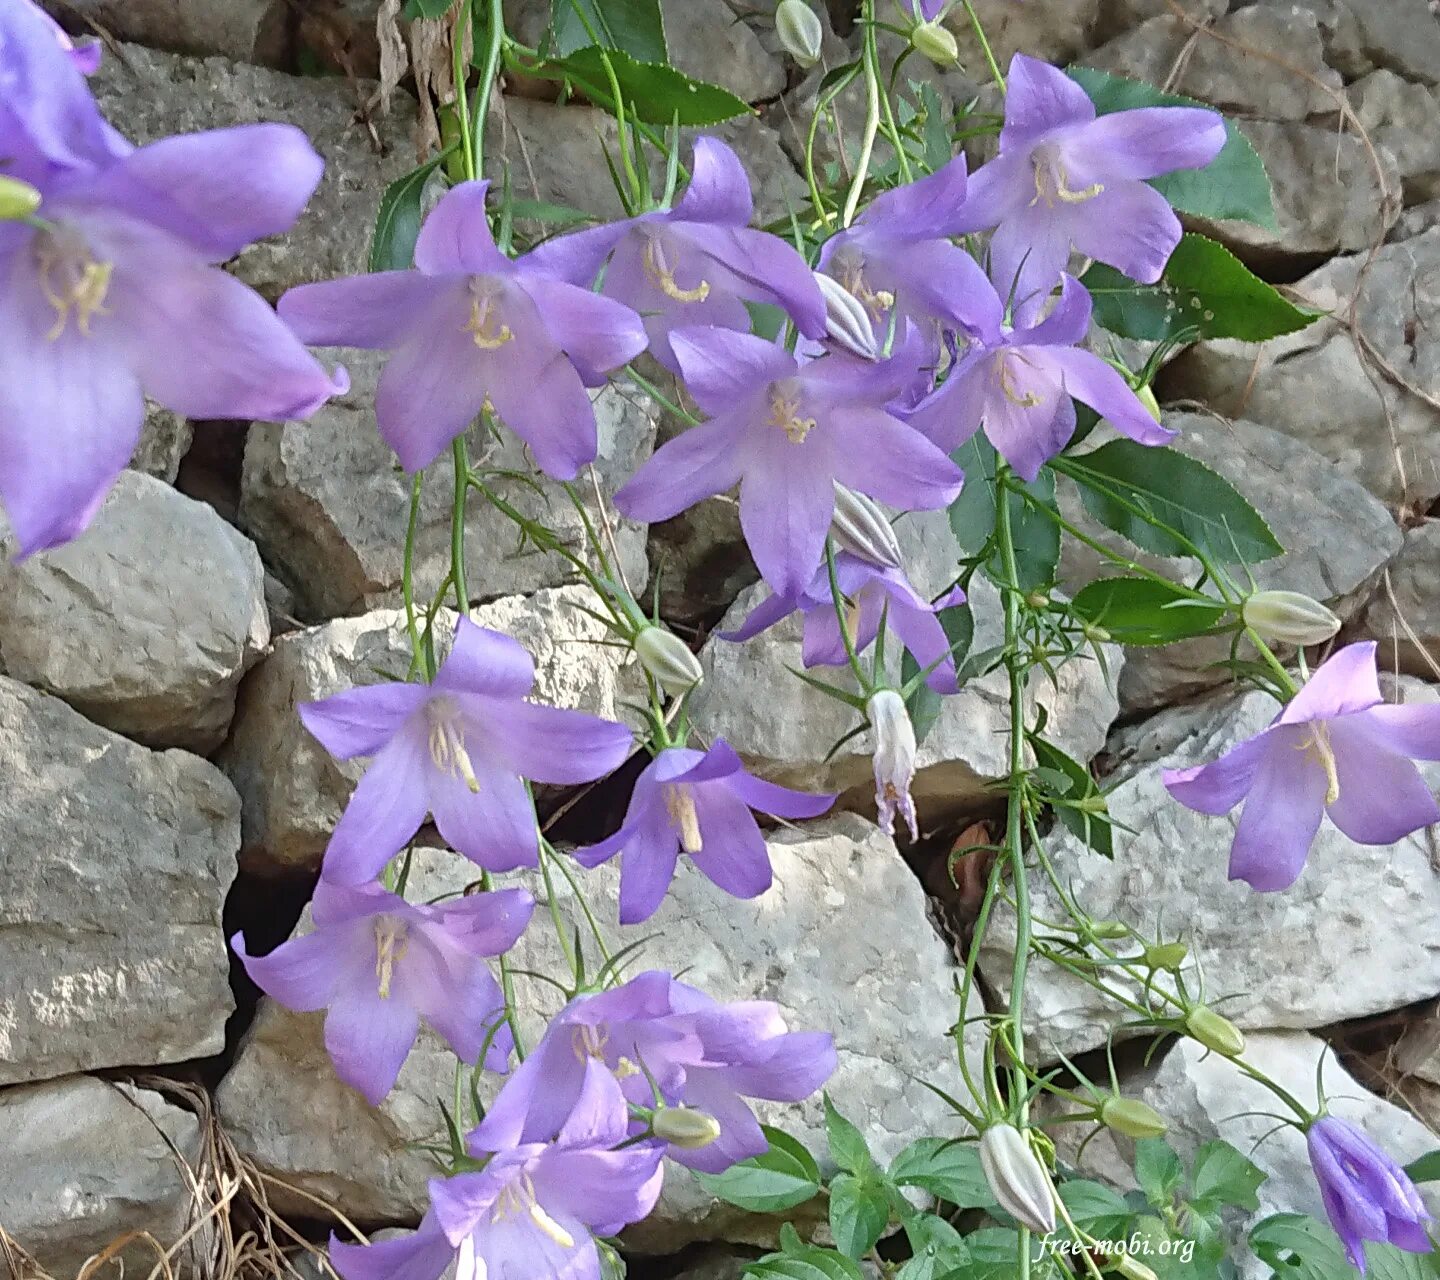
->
[135,404,194,484]
[1360,518,1440,677]
[1343,70,1440,204]
[0,678,239,1085]
[218,817,980,1247]
[940,0,1103,68]
[1255,0,1440,86]
[43,0,288,65]
[0,470,269,752]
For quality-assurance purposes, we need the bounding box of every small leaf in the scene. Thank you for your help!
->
[1058,1180,1132,1240]
[828,1173,892,1260]
[1135,1138,1185,1209]
[1070,577,1231,647]
[1030,736,1113,858]
[1405,1150,1440,1184]
[896,1214,970,1280]
[550,0,666,62]
[695,1126,822,1214]
[1188,1140,1265,1213]
[948,436,1059,590]
[824,1094,879,1177]
[1250,1212,1440,1279]
[370,157,445,272]
[889,1138,995,1209]
[904,604,973,747]
[745,1245,868,1280]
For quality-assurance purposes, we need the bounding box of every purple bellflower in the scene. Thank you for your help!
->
[233,878,534,1105]
[299,618,634,885]
[278,180,647,478]
[721,552,968,694]
[331,1062,664,1280]
[469,970,837,1174]
[1306,1115,1433,1272]
[905,275,1173,481]
[36,5,100,74]
[615,326,963,596]
[528,136,826,369]
[1164,641,1440,892]
[573,739,835,923]
[955,53,1225,312]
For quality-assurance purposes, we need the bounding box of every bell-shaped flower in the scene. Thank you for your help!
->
[573,739,835,923]
[615,326,963,596]
[1164,641,1440,892]
[954,53,1225,311]
[331,1063,665,1280]
[299,618,635,884]
[904,275,1173,481]
[527,137,825,368]
[721,552,968,694]
[1306,1115,1433,1271]
[868,689,920,840]
[233,879,534,1105]
[33,3,101,74]
[278,179,647,478]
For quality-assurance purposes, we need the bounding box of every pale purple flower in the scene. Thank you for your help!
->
[955,53,1226,312]
[233,879,534,1105]
[35,5,100,73]
[867,689,919,840]
[278,179,647,478]
[904,274,1173,481]
[331,1062,664,1280]
[721,552,968,694]
[528,136,825,369]
[1164,642,1440,892]
[615,326,963,596]
[1307,1115,1433,1272]
[469,970,837,1174]
[573,739,835,923]
[300,618,634,885]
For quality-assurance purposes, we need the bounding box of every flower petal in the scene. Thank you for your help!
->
[299,682,429,759]
[689,786,773,899]
[948,149,1034,234]
[694,226,827,337]
[614,412,746,522]
[434,619,537,699]
[1228,727,1329,892]
[499,702,634,785]
[1067,180,1183,285]
[513,275,647,386]
[669,326,795,417]
[431,763,540,873]
[860,153,969,241]
[617,814,683,925]
[321,732,434,884]
[232,926,345,1012]
[329,1219,456,1280]
[1042,346,1176,446]
[1355,701,1440,761]
[715,588,800,644]
[674,135,754,225]
[278,272,448,349]
[325,990,420,1105]
[1002,54,1096,150]
[1281,642,1384,725]
[828,407,963,510]
[1325,723,1440,844]
[987,201,1073,318]
[739,432,834,596]
[414,180,508,276]
[1162,729,1272,816]
[725,770,836,821]
[523,219,634,286]
[1069,107,1226,181]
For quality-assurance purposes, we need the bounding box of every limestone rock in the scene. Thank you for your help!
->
[1360,519,1440,678]
[940,0,1103,69]
[1093,0,1227,43]
[43,0,288,65]
[1255,0,1440,86]
[1390,197,1440,242]
[0,678,239,1084]
[1343,70,1440,204]
[0,470,269,752]
[0,1076,205,1277]
[662,0,785,103]
[135,404,194,484]
[980,684,1440,1062]
[240,351,655,621]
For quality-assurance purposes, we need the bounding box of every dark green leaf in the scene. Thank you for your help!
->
[1250,1213,1440,1279]
[370,158,445,272]
[1189,1140,1265,1214]
[1070,578,1231,646]
[550,0,665,61]
[539,46,748,124]
[904,604,973,746]
[1084,234,1316,343]
[829,1173,892,1260]
[824,1095,879,1176]
[1406,1150,1440,1183]
[1136,1138,1185,1209]
[948,436,1059,589]
[897,1214,971,1280]
[889,1138,994,1208]
[1030,737,1113,857]
[404,0,456,17]
[1059,1179,1133,1240]
[946,1228,1045,1280]
[695,1127,822,1213]
[745,1245,868,1280]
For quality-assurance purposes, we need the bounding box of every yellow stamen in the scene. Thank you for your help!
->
[995,353,1042,408]
[426,698,482,793]
[571,1023,609,1062]
[373,918,409,999]
[643,234,711,304]
[768,387,817,445]
[665,784,703,855]
[463,279,514,350]
[1029,146,1105,208]
[614,1056,641,1080]
[529,1204,576,1249]
[1298,724,1342,805]
[34,229,113,341]
[834,249,896,319]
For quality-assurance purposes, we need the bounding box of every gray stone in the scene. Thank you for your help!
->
[298,0,385,78]
[43,0,288,65]
[220,589,640,874]
[0,470,269,752]
[662,0,786,103]
[91,43,412,297]
[0,1076,205,1278]
[1162,227,1440,509]
[1360,518,1440,679]
[980,683,1440,1062]
[135,404,193,484]
[939,0,1103,70]
[240,350,656,621]
[1268,0,1440,86]
[1389,197,1440,241]
[0,677,239,1085]
[219,816,980,1246]
[1093,0,1227,43]
[1343,70,1440,204]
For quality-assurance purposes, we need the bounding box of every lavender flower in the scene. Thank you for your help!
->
[955,53,1225,311]
[868,689,919,840]
[233,879,534,1104]
[528,137,825,368]
[573,739,835,923]
[278,179,647,478]
[721,552,968,694]
[1164,641,1440,892]
[300,618,634,884]
[615,326,962,596]
[37,6,100,74]
[1306,1115,1433,1271]
[904,275,1173,481]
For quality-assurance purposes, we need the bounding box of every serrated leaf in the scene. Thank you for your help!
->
[695,1126,822,1214]
[829,1173,892,1260]
[1405,1150,1440,1183]
[1136,1138,1185,1209]
[1249,1213,1440,1279]
[1189,1140,1265,1214]
[1030,736,1113,857]
[538,45,749,124]
[745,1246,869,1280]
[551,0,665,61]
[889,1138,994,1208]
[948,436,1058,590]
[1071,577,1231,647]
[825,1095,879,1177]
[370,157,445,272]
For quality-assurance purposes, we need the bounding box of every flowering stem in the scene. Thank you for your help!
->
[961,0,1006,95]
[1245,627,1301,699]
[842,4,882,228]
[471,0,507,173]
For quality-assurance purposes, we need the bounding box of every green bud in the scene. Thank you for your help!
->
[1136,383,1162,422]
[1115,1255,1159,1280]
[634,625,704,696]
[1088,920,1130,940]
[1100,1096,1169,1139]
[652,1106,723,1149]
[1242,589,1341,647]
[1185,1005,1246,1057]
[775,0,824,67]
[1025,590,1050,610]
[1082,622,1112,644]
[1144,941,1188,971]
[910,19,959,66]
[0,176,41,221]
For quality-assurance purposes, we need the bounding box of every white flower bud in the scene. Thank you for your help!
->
[0,176,41,221]
[652,1106,723,1149]
[634,625,704,696]
[815,272,879,361]
[1115,1257,1159,1280]
[831,484,902,570]
[775,0,824,68]
[868,689,918,842]
[1241,590,1341,647]
[979,1123,1057,1236]
[911,20,959,66]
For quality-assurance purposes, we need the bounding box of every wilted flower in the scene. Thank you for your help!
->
[1242,590,1341,647]
[775,0,825,67]
[233,879,534,1104]
[573,739,835,923]
[633,625,704,696]
[1306,1115,1433,1271]
[979,1123,1058,1236]
[300,618,634,884]
[1163,641,1440,892]
[830,484,903,569]
[868,689,919,840]
[815,273,880,360]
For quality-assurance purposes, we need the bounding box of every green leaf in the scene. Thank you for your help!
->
[1067,66,1276,230]
[550,0,665,61]
[1136,1138,1186,1209]
[1188,1140,1265,1214]
[948,436,1059,590]
[949,1229,1045,1280]
[904,604,973,746]
[404,0,456,17]
[1084,234,1316,344]
[746,1245,869,1280]
[1058,441,1284,565]
[1071,578,1231,647]
[897,1214,971,1280]
[1030,737,1113,857]
[889,1138,995,1209]
[370,157,445,272]
[1250,1213,1440,1279]
[824,1094,878,1177]
[829,1173,892,1260]
[1405,1150,1440,1183]
[1059,1180,1133,1239]
[539,46,748,124]
[695,1126,822,1214]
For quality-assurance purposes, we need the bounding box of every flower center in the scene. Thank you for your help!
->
[768,383,817,445]
[464,277,514,350]
[642,231,711,304]
[571,1022,610,1062]
[373,917,409,999]
[491,1172,576,1249]
[994,352,1042,408]
[425,697,482,793]
[1029,143,1104,208]
[833,248,895,318]
[33,226,112,342]
[664,783,703,855]
[1297,723,1341,805]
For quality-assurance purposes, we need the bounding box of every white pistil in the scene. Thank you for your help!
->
[529,1204,576,1249]
[464,278,514,350]
[643,233,711,304]
[426,698,481,793]
[1299,724,1342,804]
[491,1173,575,1247]
[767,386,817,445]
[665,784,703,855]
[373,917,409,999]
[1029,145,1104,208]
[34,227,113,341]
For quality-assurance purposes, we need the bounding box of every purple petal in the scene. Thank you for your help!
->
[669,327,794,417]
[828,408,963,510]
[715,589,800,644]
[1017,273,1093,348]
[726,770,836,820]
[738,433,834,597]
[722,1030,838,1101]
[329,1219,456,1280]
[1068,180,1183,285]
[434,619,537,699]
[617,815,683,925]
[514,275,647,386]
[299,682,429,760]
[981,375,1073,483]
[659,742,744,786]
[559,1055,633,1148]
[278,272,447,349]
[414,180,509,276]
[499,702,633,785]
[430,763,539,873]
[522,219,632,286]
[1069,107,1227,181]
[468,1035,587,1152]
[987,203,1073,317]
[673,136,754,225]
[1042,347,1176,446]
[689,787,774,899]
[1325,723,1440,844]
[540,1145,665,1236]
[664,1071,767,1174]
[949,150,1034,234]
[1162,729,1272,816]
[1355,702,1440,761]
[889,597,962,694]
[693,226,827,338]
[325,990,420,1105]
[614,413,746,522]
[321,733,433,885]
[860,154,969,241]
[904,355,988,453]
[1228,726,1329,892]
[1001,54,1096,149]
[1281,642,1383,725]
[402,936,511,1070]
[232,926,347,1012]
[436,887,537,956]
[877,239,1003,337]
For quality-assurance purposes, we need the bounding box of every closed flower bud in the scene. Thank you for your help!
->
[1241,590,1341,647]
[652,1106,723,1149]
[1082,622,1111,644]
[0,176,41,221]
[775,0,824,67]
[868,689,919,842]
[1185,1005,1246,1057]
[1025,591,1050,610]
[1143,941,1188,972]
[1100,1096,1169,1139]
[816,272,879,361]
[634,625,704,696]
[831,484,902,569]
[979,1124,1057,1236]
[1115,1256,1159,1280]
[911,19,959,66]
[1136,384,1162,422]
[1088,920,1131,940]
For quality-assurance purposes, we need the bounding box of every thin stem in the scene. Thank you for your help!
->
[960,0,1006,94]
[471,0,507,174]
[453,0,477,180]
[841,6,882,227]
[1245,627,1301,699]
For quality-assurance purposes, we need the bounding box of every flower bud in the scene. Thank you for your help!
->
[1025,591,1050,610]
[0,176,41,221]
[1100,1096,1169,1140]
[1088,920,1131,941]
[1185,1005,1246,1057]
[1241,590,1341,647]
[775,0,824,67]
[1136,384,1162,422]
[815,271,879,361]
[831,484,902,570]
[634,625,704,696]
[652,1106,723,1149]
[868,689,918,842]
[1115,1256,1159,1280]
[1143,941,1188,972]
[979,1124,1057,1235]
[1082,622,1111,644]
[911,20,959,66]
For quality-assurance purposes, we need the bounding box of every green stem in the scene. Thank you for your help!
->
[471,0,507,174]
[842,5,882,227]
[1245,627,1301,698]
[960,0,1006,94]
